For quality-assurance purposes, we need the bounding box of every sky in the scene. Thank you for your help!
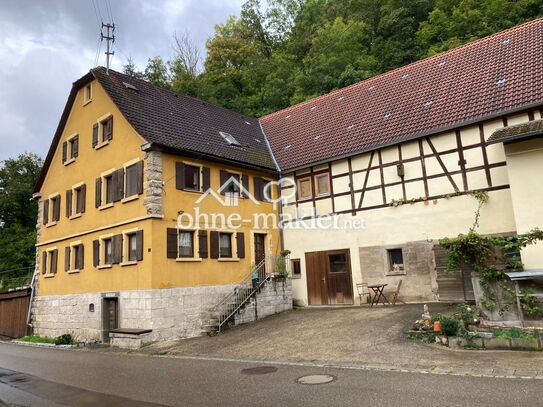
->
[0,0,245,162]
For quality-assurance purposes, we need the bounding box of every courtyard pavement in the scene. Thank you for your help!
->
[140,304,543,379]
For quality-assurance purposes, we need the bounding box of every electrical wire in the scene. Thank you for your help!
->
[0,266,33,276]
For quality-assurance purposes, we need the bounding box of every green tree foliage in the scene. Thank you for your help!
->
[0,153,43,289]
[137,0,543,116]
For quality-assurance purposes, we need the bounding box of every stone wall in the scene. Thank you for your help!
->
[143,150,163,216]
[32,284,236,342]
[358,240,439,303]
[233,278,292,326]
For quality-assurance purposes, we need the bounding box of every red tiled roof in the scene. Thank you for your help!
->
[260,18,543,171]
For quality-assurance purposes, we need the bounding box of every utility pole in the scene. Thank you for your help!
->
[101,22,115,75]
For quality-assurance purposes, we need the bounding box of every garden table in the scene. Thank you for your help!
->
[368,283,390,306]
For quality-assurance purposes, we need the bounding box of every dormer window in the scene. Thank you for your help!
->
[83,84,92,105]
[219,131,241,147]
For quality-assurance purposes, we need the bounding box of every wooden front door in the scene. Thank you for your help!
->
[254,233,266,272]
[102,298,118,342]
[305,249,353,305]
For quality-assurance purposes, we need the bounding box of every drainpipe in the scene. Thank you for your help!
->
[26,271,38,328]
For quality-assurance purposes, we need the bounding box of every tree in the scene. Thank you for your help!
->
[144,57,171,89]
[122,57,144,79]
[0,153,43,289]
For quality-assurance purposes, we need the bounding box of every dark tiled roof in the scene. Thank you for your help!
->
[92,67,276,171]
[259,18,543,171]
[487,118,543,144]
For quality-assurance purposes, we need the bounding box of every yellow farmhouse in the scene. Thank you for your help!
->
[32,18,543,342]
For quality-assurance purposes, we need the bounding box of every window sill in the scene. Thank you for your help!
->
[43,274,55,278]
[67,269,81,274]
[69,213,82,220]
[82,99,92,107]
[386,271,406,276]
[63,158,76,166]
[121,195,138,204]
[297,197,312,202]
[97,264,112,270]
[291,275,302,279]
[94,140,110,150]
[176,257,202,262]
[98,203,114,211]
[218,258,240,262]
[183,188,203,194]
[45,222,57,228]
[120,261,138,267]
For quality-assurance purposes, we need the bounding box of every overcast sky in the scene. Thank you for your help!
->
[0,0,244,162]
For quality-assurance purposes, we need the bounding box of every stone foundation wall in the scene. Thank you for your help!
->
[359,240,439,303]
[32,284,236,342]
[233,278,292,325]
[32,280,293,343]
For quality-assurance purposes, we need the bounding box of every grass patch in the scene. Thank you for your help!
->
[17,336,56,344]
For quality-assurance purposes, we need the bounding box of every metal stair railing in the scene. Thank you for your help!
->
[210,255,289,332]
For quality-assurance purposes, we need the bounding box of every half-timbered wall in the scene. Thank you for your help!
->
[282,109,542,305]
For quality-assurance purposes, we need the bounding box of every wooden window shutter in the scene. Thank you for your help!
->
[136,160,144,194]
[66,189,72,217]
[80,184,86,213]
[42,251,47,274]
[65,246,71,271]
[202,167,210,191]
[51,249,58,274]
[62,141,67,163]
[93,240,100,267]
[112,234,122,264]
[236,232,245,258]
[95,178,102,208]
[43,200,49,225]
[136,230,144,261]
[78,244,84,270]
[92,123,99,147]
[210,231,219,259]
[198,230,208,258]
[166,228,178,259]
[219,171,229,195]
[73,135,79,158]
[113,168,124,202]
[53,196,61,222]
[253,177,262,201]
[106,116,113,140]
[241,175,249,198]
[175,162,185,190]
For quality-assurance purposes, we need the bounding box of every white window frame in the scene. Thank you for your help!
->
[43,246,58,278]
[121,228,139,266]
[83,83,92,105]
[46,193,60,227]
[122,158,141,203]
[94,113,112,149]
[69,182,84,219]
[98,233,114,269]
[68,240,83,273]
[99,168,115,210]
[182,160,203,193]
[64,133,78,166]
[314,172,331,197]
[176,228,202,262]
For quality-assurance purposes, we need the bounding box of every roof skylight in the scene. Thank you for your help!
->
[219,131,242,146]
[123,82,138,91]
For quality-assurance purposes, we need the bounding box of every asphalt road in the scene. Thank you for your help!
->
[0,342,541,407]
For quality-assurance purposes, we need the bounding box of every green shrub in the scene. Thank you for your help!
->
[54,334,74,345]
[440,316,460,336]
[17,336,56,344]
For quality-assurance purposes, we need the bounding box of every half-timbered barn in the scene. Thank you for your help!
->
[260,18,543,306]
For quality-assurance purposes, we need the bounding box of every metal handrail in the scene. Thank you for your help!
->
[211,255,289,332]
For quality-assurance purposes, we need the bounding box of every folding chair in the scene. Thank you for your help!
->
[390,279,405,305]
[356,283,371,305]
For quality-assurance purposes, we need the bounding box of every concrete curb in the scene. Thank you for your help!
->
[12,340,77,349]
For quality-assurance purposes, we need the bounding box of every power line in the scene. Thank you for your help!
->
[104,0,114,24]
[0,266,33,276]
[90,0,102,27]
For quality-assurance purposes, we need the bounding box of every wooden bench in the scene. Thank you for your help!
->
[109,328,153,349]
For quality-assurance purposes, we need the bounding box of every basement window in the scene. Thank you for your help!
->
[219,131,241,147]
[387,248,405,274]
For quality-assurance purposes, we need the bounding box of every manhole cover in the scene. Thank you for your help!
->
[296,374,337,385]
[241,366,278,375]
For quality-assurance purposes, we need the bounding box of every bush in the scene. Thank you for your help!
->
[440,316,460,336]
[54,334,74,345]
[18,336,56,344]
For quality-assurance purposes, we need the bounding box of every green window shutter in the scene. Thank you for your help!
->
[92,123,99,147]
[236,232,245,258]
[166,228,178,259]
[198,230,208,258]
[210,231,219,259]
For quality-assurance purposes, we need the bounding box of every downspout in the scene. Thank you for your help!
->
[26,271,38,327]
[27,192,42,329]
[258,121,285,252]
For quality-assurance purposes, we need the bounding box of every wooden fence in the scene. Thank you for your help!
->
[0,288,31,338]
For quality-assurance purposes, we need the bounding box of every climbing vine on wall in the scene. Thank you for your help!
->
[439,191,543,316]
